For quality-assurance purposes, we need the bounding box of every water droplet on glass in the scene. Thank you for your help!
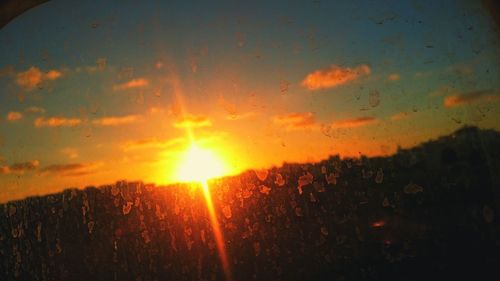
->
[275,173,285,186]
[122,202,133,215]
[222,205,232,219]
[255,169,268,181]
[369,89,380,107]
[375,168,384,183]
[403,182,423,194]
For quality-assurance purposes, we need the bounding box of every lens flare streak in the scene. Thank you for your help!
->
[201,180,232,281]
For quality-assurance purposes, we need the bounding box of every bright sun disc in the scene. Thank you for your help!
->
[176,144,227,182]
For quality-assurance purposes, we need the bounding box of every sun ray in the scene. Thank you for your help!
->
[200,180,233,281]
[175,142,232,280]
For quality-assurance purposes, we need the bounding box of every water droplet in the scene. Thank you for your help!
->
[375,168,384,183]
[253,242,261,256]
[369,89,380,107]
[382,197,390,207]
[87,221,95,234]
[111,185,120,196]
[255,169,268,181]
[309,192,317,202]
[122,202,133,215]
[275,173,285,186]
[259,185,271,195]
[222,205,232,219]
[295,207,303,217]
[483,205,494,223]
[8,205,16,217]
[298,172,313,190]
[320,226,329,236]
[403,183,423,194]
[326,173,337,185]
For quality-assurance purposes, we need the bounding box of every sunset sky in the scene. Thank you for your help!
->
[0,0,499,202]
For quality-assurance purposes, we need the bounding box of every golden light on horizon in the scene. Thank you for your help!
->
[175,143,228,183]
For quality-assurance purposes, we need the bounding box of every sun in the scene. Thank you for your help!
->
[176,143,228,183]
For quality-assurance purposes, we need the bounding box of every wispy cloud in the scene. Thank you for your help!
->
[113,78,149,91]
[122,137,185,152]
[0,160,39,175]
[301,64,371,91]
[24,106,46,114]
[444,89,499,108]
[225,111,258,121]
[61,148,79,159]
[387,73,400,81]
[429,85,458,97]
[40,162,102,177]
[332,117,377,128]
[6,111,22,122]
[16,66,62,90]
[34,117,81,128]
[273,112,316,130]
[92,115,141,126]
[173,115,212,128]
[390,112,409,121]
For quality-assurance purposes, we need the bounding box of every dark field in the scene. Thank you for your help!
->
[1,126,499,281]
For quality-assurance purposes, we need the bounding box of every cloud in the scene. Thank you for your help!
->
[301,64,371,91]
[173,115,212,128]
[273,112,316,130]
[387,73,400,81]
[92,115,141,126]
[225,111,258,121]
[24,106,46,114]
[444,90,499,108]
[6,111,22,122]
[16,66,62,90]
[0,160,39,175]
[34,117,81,128]
[429,85,458,97]
[122,137,185,152]
[390,112,409,121]
[61,148,79,159]
[332,117,378,128]
[40,162,102,177]
[113,78,149,91]
[45,70,62,80]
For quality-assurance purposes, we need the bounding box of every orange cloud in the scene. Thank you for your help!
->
[390,112,409,121]
[444,90,499,108]
[34,117,81,128]
[45,70,62,80]
[24,106,46,114]
[122,137,185,151]
[61,148,79,159]
[301,64,371,91]
[40,162,102,177]
[0,160,39,175]
[16,66,62,89]
[173,115,212,128]
[92,115,141,126]
[332,117,377,128]
[387,73,400,81]
[6,111,22,122]
[113,78,149,91]
[274,112,316,130]
[225,111,257,121]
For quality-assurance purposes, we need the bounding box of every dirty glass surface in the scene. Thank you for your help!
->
[0,0,499,280]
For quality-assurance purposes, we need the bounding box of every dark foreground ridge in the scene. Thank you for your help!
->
[1,126,499,281]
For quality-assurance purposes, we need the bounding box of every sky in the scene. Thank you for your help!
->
[0,0,499,202]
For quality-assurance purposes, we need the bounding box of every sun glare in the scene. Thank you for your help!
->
[176,143,228,183]
[175,143,233,280]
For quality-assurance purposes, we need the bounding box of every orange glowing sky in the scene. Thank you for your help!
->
[0,0,500,202]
